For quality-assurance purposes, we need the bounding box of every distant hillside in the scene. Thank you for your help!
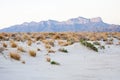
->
[0,17,120,32]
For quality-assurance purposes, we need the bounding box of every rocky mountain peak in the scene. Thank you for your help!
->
[90,17,102,23]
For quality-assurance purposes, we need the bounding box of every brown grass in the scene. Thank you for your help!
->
[10,41,17,48]
[27,40,32,46]
[10,52,21,60]
[46,56,51,62]
[47,49,56,53]
[58,40,68,46]
[29,50,36,57]
[3,42,7,48]
[37,48,41,51]
[21,60,25,64]
[45,44,51,49]
[17,46,25,52]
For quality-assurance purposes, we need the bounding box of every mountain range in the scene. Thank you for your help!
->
[0,17,120,32]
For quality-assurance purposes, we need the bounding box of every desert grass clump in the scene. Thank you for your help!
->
[37,48,41,51]
[42,40,54,47]
[80,39,98,52]
[17,46,26,52]
[10,52,21,60]
[21,60,25,64]
[53,34,60,40]
[45,44,51,49]
[3,42,7,48]
[50,61,60,65]
[10,41,17,48]
[58,48,68,53]
[0,35,4,40]
[46,56,51,62]
[47,49,56,53]
[29,50,36,57]
[99,45,105,49]
[93,41,100,45]
[27,40,32,46]
[106,41,113,45]
[58,40,68,46]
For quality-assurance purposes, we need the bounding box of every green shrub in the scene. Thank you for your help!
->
[80,39,98,52]
[58,48,68,53]
[99,45,105,49]
[50,61,60,65]
[93,41,100,45]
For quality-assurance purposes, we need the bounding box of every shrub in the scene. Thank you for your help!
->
[11,42,17,48]
[37,48,41,51]
[47,49,56,53]
[10,52,21,60]
[99,45,105,49]
[21,60,25,64]
[45,44,51,49]
[29,50,36,57]
[50,61,60,65]
[93,41,100,45]
[17,46,26,52]
[3,43,7,48]
[58,40,68,46]
[58,48,68,53]
[0,47,4,53]
[27,40,32,46]
[106,41,113,45]
[46,57,51,62]
[80,39,98,52]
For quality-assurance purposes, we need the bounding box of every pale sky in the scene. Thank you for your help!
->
[0,0,120,29]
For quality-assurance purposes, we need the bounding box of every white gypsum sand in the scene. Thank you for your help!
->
[0,36,120,80]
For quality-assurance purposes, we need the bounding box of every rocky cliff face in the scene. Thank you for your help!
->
[0,17,120,32]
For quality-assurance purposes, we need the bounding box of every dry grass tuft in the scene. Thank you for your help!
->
[10,52,21,60]
[3,42,7,48]
[47,49,56,53]
[27,40,32,46]
[29,50,36,57]
[21,60,25,64]
[45,44,51,49]
[58,40,68,46]
[17,46,25,52]
[10,41,17,48]
[46,56,51,62]
[37,48,41,51]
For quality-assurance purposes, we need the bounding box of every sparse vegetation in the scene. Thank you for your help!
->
[3,42,7,48]
[46,57,51,62]
[93,41,100,45]
[27,40,32,46]
[21,60,25,64]
[37,48,41,51]
[50,61,60,65]
[10,52,21,60]
[29,50,36,57]
[80,39,98,52]
[47,49,56,53]
[58,48,68,53]
[45,44,51,49]
[10,41,17,48]
[99,45,105,49]
[17,46,26,52]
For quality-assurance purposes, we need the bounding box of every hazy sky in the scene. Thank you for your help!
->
[0,0,120,29]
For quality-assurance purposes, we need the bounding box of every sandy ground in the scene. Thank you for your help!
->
[0,41,120,80]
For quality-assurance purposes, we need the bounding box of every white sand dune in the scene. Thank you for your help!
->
[0,41,120,80]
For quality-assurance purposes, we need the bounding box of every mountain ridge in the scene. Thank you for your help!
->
[0,17,120,32]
